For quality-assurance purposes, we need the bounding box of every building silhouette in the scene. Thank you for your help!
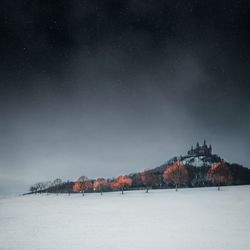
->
[187,140,212,156]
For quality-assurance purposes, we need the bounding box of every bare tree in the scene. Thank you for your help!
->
[140,170,157,193]
[52,178,63,195]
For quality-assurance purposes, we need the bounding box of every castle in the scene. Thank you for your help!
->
[187,140,212,156]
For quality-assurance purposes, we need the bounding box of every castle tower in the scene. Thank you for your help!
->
[209,144,212,154]
[190,145,194,154]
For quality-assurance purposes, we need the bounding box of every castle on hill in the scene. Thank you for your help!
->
[187,140,212,156]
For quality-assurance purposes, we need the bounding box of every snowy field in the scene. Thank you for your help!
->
[0,185,250,250]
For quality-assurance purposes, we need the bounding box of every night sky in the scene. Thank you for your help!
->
[1,0,250,195]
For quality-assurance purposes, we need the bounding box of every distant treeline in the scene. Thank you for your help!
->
[26,161,250,195]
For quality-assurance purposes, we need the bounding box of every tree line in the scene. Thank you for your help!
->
[29,161,233,195]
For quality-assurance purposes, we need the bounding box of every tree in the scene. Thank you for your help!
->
[53,178,63,185]
[79,176,93,195]
[29,181,51,194]
[140,170,157,193]
[73,176,93,196]
[77,176,88,182]
[83,180,93,194]
[44,181,52,195]
[111,176,132,194]
[52,178,63,195]
[93,178,109,195]
[64,180,72,196]
[163,161,188,191]
[29,184,38,194]
[207,162,232,190]
[36,182,46,194]
[73,181,83,193]
[132,173,144,188]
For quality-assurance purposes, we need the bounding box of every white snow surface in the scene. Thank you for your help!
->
[182,156,213,167]
[0,186,250,250]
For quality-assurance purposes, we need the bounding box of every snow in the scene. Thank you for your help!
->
[0,186,250,250]
[183,156,213,167]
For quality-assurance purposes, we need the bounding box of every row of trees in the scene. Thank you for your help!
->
[162,160,232,191]
[73,176,133,195]
[29,161,232,194]
[29,178,63,194]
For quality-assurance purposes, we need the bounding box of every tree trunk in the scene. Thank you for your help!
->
[175,184,178,191]
[101,189,103,195]
[218,184,220,191]
[82,191,84,196]
[146,187,149,193]
[122,187,124,195]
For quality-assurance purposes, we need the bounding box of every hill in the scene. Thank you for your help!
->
[27,141,250,194]
[130,141,250,188]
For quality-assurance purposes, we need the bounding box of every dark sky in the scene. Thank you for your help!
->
[0,0,250,195]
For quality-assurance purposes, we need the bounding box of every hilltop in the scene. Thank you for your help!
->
[129,140,250,187]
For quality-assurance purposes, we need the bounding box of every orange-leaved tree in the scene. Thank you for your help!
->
[73,176,93,196]
[163,161,188,191]
[111,176,132,194]
[73,181,83,192]
[207,162,232,190]
[140,170,158,193]
[93,178,109,195]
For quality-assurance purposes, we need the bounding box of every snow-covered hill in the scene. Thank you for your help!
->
[0,186,250,250]
[152,153,222,174]
[182,154,221,167]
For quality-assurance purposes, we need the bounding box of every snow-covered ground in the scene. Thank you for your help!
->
[0,186,250,250]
